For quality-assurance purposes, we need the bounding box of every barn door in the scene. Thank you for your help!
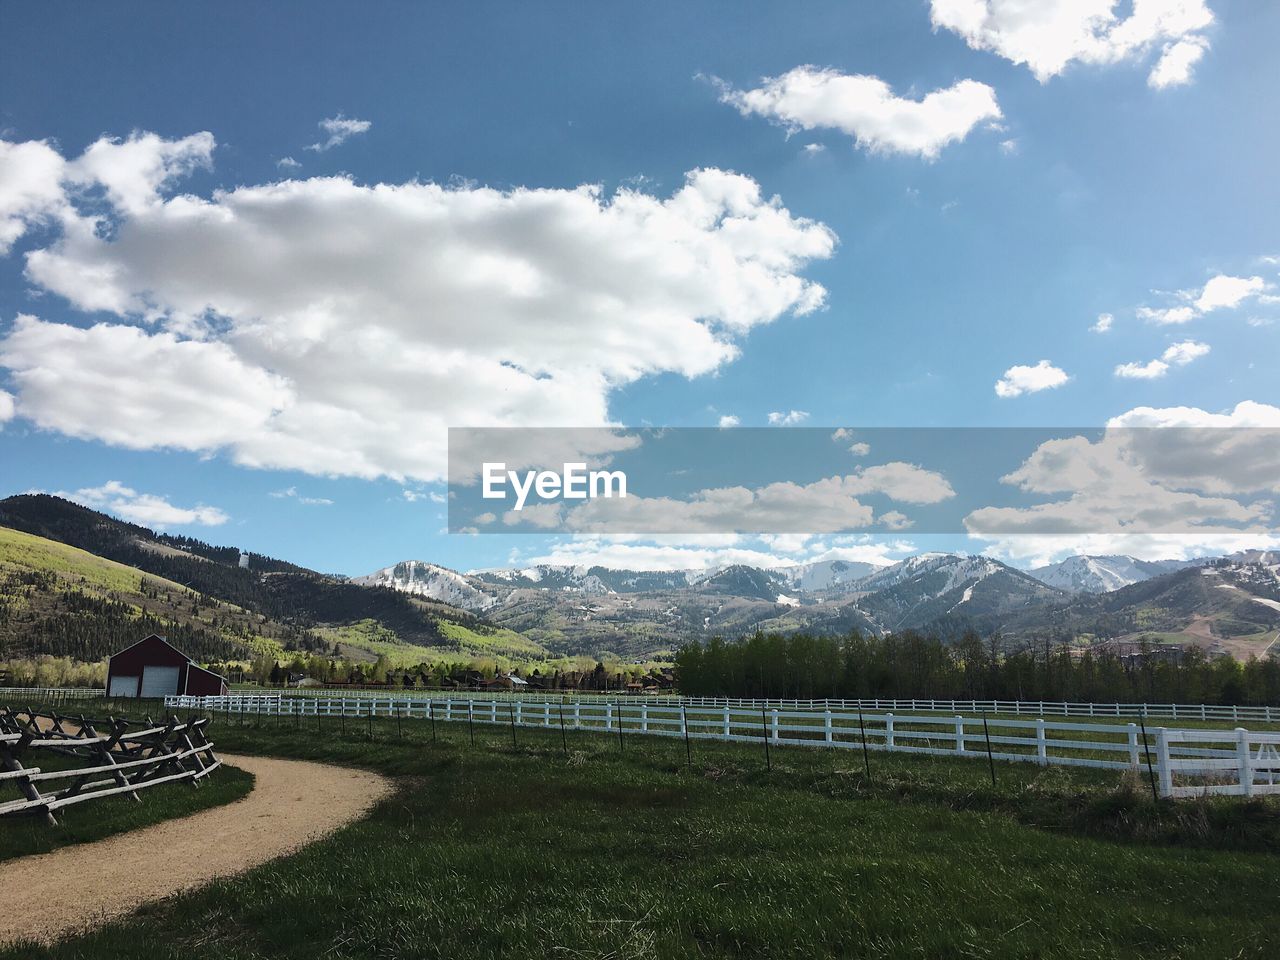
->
[108,674,139,697]
[140,665,180,698]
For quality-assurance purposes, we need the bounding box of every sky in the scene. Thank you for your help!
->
[0,0,1278,576]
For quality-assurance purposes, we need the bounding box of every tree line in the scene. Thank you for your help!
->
[675,630,1280,706]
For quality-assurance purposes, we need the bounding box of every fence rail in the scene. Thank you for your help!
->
[10,687,1279,723]
[167,693,1280,799]
[0,707,220,824]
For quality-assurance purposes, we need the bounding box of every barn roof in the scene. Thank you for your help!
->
[107,633,190,664]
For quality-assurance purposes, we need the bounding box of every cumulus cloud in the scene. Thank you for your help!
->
[0,138,67,253]
[718,414,740,428]
[1139,273,1267,325]
[965,401,1280,545]
[768,410,810,426]
[0,132,836,482]
[716,66,1002,159]
[549,463,953,535]
[52,480,228,529]
[276,156,301,170]
[1148,35,1210,88]
[930,0,1215,86]
[306,114,372,152]
[0,389,13,425]
[1114,339,1209,379]
[994,360,1069,398]
[1091,312,1113,333]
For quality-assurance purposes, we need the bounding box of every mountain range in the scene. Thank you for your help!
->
[2,493,1278,666]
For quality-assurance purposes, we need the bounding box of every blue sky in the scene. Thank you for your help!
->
[1,1,1277,575]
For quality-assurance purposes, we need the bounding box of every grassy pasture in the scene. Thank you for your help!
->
[3,706,1279,959]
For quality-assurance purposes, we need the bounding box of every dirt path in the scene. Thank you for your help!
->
[1,754,394,945]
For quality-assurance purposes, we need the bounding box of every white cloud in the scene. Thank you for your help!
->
[276,156,301,170]
[999,138,1019,155]
[802,143,826,154]
[0,389,13,424]
[994,360,1069,398]
[0,139,67,254]
[1139,273,1267,325]
[68,132,215,217]
[1114,358,1169,380]
[1107,400,1280,494]
[718,414,740,428]
[930,0,1215,86]
[52,480,228,529]
[0,133,835,482]
[768,409,809,426]
[966,402,1280,552]
[983,532,1280,569]
[553,463,952,534]
[269,485,334,506]
[0,315,292,451]
[1114,339,1210,379]
[524,532,910,573]
[306,114,372,152]
[1091,312,1113,333]
[1148,35,1209,88]
[1195,274,1265,311]
[848,442,871,456]
[716,66,1002,159]
[1162,339,1211,365]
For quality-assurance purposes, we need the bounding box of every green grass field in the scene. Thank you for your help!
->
[4,708,1279,959]
[0,762,253,862]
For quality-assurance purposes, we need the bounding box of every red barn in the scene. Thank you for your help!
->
[105,634,229,698]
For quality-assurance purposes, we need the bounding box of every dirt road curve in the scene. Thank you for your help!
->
[1,754,393,945]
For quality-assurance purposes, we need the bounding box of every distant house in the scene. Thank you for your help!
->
[105,634,229,698]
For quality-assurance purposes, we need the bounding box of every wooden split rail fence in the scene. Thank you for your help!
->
[0,707,221,825]
[169,693,1280,798]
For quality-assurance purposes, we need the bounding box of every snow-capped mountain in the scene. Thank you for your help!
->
[353,560,498,612]
[1029,555,1197,594]
[776,558,883,592]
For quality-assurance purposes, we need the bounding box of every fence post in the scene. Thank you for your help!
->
[954,716,966,755]
[641,703,649,733]
[606,702,613,732]
[1236,728,1253,798]
[884,713,894,749]
[722,705,731,738]
[573,702,581,729]
[1035,718,1047,764]
[1127,723,1140,767]
[1156,727,1173,798]
[824,709,833,744]
[770,708,779,743]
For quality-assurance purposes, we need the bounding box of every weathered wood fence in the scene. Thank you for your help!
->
[0,707,220,825]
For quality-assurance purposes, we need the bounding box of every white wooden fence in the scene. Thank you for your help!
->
[12,687,1279,723]
[167,693,1280,799]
